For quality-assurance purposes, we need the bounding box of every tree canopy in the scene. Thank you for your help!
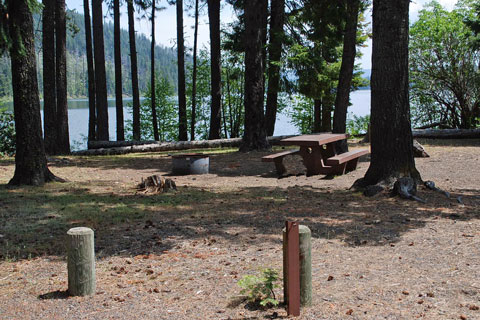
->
[410,0,480,129]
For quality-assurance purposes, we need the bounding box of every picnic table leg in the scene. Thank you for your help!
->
[331,163,347,175]
[345,158,359,172]
[274,159,287,175]
[321,143,336,159]
[299,146,323,176]
[300,146,344,176]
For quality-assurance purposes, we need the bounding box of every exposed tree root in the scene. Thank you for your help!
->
[8,168,65,186]
[424,180,450,198]
[351,175,425,203]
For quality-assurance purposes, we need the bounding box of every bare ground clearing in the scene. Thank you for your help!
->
[0,139,479,319]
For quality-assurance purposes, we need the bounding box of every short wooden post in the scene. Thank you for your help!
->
[283,224,312,307]
[67,227,96,296]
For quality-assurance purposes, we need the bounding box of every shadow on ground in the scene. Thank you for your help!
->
[42,145,371,179]
[1,181,479,261]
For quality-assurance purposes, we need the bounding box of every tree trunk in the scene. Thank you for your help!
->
[42,0,57,155]
[207,0,222,140]
[92,0,109,141]
[114,0,124,141]
[333,0,360,153]
[177,0,188,141]
[84,0,96,142]
[55,0,70,154]
[261,0,268,99]
[225,68,234,138]
[234,65,245,138]
[151,1,159,141]
[355,0,421,188]
[190,0,199,141]
[265,0,285,137]
[7,0,60,185]
[321,95,333,132]
[240,0,270,151]
[313,99,321,133]
[127,0,141,141]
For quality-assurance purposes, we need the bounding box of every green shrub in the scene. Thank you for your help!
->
[347,114,370,137]
[0,107,15,156]
[237,268,280,307]
[125,75,178,141]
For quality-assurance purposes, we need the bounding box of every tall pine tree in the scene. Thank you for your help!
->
[1,0,63,185]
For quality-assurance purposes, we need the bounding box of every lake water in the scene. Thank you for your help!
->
[4,91,371,150]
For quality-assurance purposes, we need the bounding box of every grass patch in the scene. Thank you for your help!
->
[0,181,219,260]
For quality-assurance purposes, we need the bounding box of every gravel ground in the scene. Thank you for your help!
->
[0,139,479,319]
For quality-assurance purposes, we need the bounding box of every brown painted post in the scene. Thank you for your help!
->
[284,224,312,308]
[285,221,300,316]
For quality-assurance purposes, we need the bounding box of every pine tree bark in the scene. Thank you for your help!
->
[92,0,109,141]
[151,0,159,141]
[7,0,61,185]
[321,95,333,132]
[207,0,222,140]
[177,0,188,141]
[42,0,57,155]
[190,0,199,141]
[84,0,96,142]
[260,0,268,96]
[114,0,124,141]
[313,99,321,133]
[265,0,285,137]
[127,0,141,141]
[354,0,421,188]
[55,0,70,154]
[333,0,360,153]
[240,0,270,152]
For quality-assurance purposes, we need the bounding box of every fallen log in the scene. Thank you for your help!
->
[412,128,480,139]
[74,129,480,156]
[88,140,158,149]
[73,135,295,156]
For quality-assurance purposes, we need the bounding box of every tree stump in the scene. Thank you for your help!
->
[67,227,96,296]
[283,225,312,307]
[137,175,177,193]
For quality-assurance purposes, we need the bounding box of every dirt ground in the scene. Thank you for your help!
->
[0,139,479,320]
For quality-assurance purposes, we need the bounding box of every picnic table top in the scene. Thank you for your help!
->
[279,133,348,147]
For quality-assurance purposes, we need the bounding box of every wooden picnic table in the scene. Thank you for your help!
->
[262,133,369,176]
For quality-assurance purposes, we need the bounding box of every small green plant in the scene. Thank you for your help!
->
[238,268,280,307]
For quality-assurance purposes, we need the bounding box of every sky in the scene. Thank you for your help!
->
[65,0,460,70]
[65,0,235,53]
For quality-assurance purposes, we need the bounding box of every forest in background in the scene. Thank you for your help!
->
[0,10,180,101]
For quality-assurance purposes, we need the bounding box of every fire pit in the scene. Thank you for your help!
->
[171,153,209,175]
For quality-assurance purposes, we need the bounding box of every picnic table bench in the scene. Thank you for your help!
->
[261,149,299,175]
[262,133,369,176]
